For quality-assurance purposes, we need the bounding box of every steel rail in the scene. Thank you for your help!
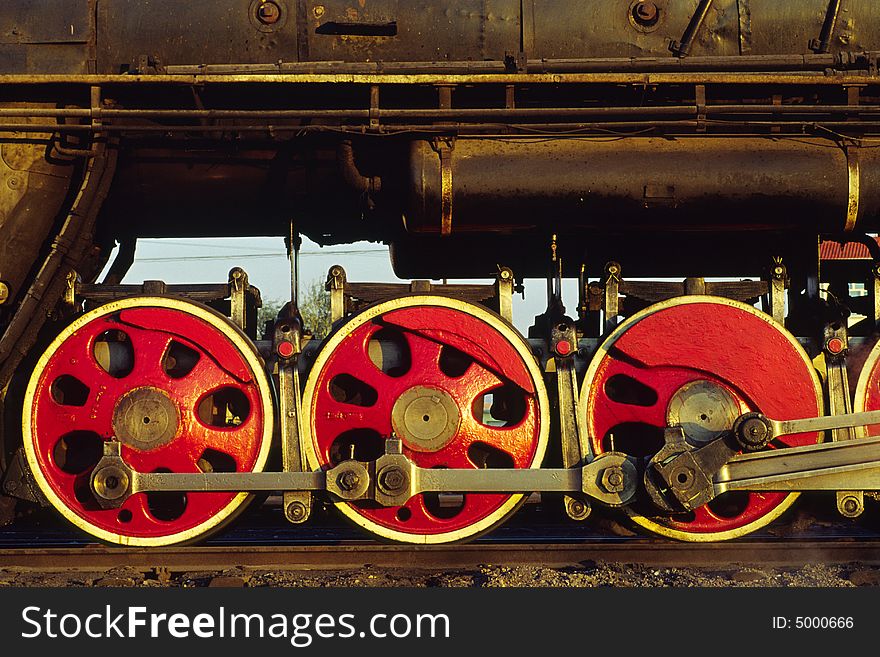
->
[1,539,879,571]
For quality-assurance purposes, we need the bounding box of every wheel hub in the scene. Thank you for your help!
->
[112,387,180,451]
[392,385,460,452]
[666,380,740,445]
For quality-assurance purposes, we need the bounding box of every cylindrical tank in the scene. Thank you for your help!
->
[405,138,880,236]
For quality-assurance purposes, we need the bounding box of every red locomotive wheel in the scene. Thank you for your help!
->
[23,297,273,546]
[302,296,549,544]
[854,340,880,434]
[582,296,823,541]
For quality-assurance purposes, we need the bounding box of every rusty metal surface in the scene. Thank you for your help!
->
[0,0,92,74]
[85,1,880,73]
[0,1,875,75]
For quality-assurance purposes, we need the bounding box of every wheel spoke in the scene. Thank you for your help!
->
[402,333,444,381]
[458,414,538,466]
[314,397,392,434]
[127,330,173,382]
[455,361,505,405]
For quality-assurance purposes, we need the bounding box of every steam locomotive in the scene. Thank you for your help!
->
[2,0,880,546]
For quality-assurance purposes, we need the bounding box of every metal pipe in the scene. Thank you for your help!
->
[811,0,844,54]
[670,0,715,58]
[338,140,381,195]
[0,103,878,125]
[162,53,847,76]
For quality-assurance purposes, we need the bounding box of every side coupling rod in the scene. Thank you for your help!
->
[88,439,637,510]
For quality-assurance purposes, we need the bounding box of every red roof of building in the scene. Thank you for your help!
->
[820,238,880,261]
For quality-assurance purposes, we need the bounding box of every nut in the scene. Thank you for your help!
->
[92,466,129,501]
[600,466,626,494]
[840,495,863,518]
[565,497,591,521]
[256,1,281,24]
[631,1,660,27]
[337,470,361,492]
[286,500,307,523]
[378,466,407,493]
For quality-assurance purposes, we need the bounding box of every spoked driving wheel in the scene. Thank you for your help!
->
[582,296,824,541]
[23,297,273,546]
[302,295,549,544]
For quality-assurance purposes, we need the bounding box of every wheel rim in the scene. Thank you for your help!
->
[302,296,549,544]
[854,339,880,425]
[23,297,273,546]
[582,296,823,541]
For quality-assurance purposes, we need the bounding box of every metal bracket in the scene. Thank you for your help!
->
[823,322,864,517]
[495,267,515,323]
[1,448,48,505]
[603,261,621,334]
[228,267,249,332]
[769,257,787,324]
[431,138,455,236]
[695,84,707,133]
[326,265,347,323]
[274,308,312,524]
[552,318,593,520]
[369,84,380,128]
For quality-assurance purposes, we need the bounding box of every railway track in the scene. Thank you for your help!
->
[3,539,880,573]
[2,506,880,572]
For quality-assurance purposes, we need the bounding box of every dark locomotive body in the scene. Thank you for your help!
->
[2,1,880,545]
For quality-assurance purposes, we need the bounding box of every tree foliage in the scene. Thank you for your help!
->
[256,278,332,339]
[298,277,333,338]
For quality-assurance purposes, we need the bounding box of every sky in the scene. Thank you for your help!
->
[116,237,580,333]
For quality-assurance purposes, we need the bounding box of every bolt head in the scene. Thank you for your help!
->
[841,496,861,516]
[337,471,361,492]
[257,1,281,24]
[601,466,626,494]
[635,2,658,21]
[379,467,406,492]
[566,498,590,520]
[286,501,307,522]
[739,417,771,449]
